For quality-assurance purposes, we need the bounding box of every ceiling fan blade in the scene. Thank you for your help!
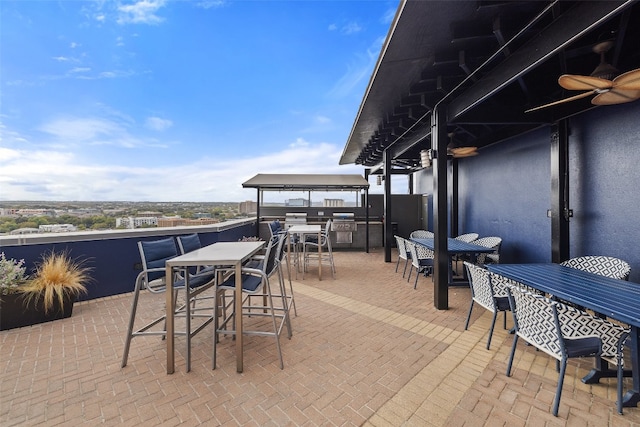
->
[611,68,640,90]
[558,74,612,91]
[449,146,477,156]
[448,146,478,158]
[525,90,594,113]
[592,89,640,106]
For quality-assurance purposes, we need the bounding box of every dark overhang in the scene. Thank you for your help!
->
[341,0,640,170]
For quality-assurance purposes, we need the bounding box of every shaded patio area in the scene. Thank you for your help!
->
[1,249,638,425]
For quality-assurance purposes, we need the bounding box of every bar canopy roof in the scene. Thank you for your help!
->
[242,174,370,192]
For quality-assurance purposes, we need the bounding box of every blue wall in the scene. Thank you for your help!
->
[1,222,256,301]
[417,101,640,281]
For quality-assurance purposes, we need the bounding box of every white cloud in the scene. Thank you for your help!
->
[70,67,91,74]
[0,137,369,202]
[145,116,173,131]
[327,36,384,98]
[117,0,167,25]
[197,0,226,9]
[342,22,362,35]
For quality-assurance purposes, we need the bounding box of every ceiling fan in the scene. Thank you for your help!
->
[447,132,478,158]
[525,41,640,113]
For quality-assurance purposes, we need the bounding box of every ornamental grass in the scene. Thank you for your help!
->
[21,250,91,314]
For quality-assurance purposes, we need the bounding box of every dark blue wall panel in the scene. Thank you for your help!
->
[1,223,256,301]
[568,102,640,281]
[459,129,551,263]
[446,101,640,281]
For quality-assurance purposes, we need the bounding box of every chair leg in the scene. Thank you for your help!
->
[121,282,143,368]
[487,310,498,350]
[414,268,420,289]
[464,300,474,330]
[506,335,519,376]
[617,332,629,414]
[395,258,400,273]
[553,358,567,417]
[402,259,409,278]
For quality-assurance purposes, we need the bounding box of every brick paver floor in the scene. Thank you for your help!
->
[1,249,638,426]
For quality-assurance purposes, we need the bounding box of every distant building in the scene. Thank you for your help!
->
[9,227,40,235]
[239,200,257,214]
[15,209,55,217]
[323,199,345,207]
[157,217,219,227]
[39,224,77,233]
[116,216,158,229]
[286,198,309,207]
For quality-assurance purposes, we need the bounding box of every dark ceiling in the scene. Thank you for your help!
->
[340,0,640,172]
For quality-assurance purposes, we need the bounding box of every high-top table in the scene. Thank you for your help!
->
[288,224,323,280]
[411,237,494,285]
[487,263,640,408]
[165,241,264,374]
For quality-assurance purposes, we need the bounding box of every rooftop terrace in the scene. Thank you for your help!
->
[1,249,638,425]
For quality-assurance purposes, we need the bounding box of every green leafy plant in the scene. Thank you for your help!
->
[21,250,91,314]
[0,253,29,295]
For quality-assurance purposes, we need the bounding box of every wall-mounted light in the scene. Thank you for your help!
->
[420,149,432,168]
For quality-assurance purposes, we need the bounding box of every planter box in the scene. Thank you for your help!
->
[0,292,74,331]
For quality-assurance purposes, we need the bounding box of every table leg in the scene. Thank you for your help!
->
[234,260,243,373]
[166,265,175,374]
[623,326,640,407]
[318,230,322,281]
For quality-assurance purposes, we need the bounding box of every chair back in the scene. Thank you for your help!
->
[394,235,408,261]
[455,233,479,243]
[269,220,283,238]
[138,238,178,283]
[410,230,434,239]
[507,286,564,360]
[473,236,502,250]
[262,234,282,277]
[464,262,498,312]
[177,233,202,254]
[406,241,422,269]
[560,256,631,281]
[474,236,502,264]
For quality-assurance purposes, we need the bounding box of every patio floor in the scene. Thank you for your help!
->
[1,249,638,426]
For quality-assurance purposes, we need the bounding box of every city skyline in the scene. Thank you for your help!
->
[1,0,404,202]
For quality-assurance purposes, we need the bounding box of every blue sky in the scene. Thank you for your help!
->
[1,0,402,202]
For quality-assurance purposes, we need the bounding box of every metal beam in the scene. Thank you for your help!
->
[447,1,632,121]
[383,150,392,263]
[432,106,449,310]
[550,120,570,263]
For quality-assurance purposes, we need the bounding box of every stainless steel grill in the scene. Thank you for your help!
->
[331,213,356,243]
[284,212,307,229]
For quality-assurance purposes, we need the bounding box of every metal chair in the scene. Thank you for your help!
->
[121,237,217,371]
[394,235,411,278]
[176,233,217,274]
[454,232,479,243]
[560,256,631,281]
[303,219,336,278]
[409,229,434,239]
[405,240,433,289]
[505,284,627,416]
[463,262,510,350]
[473,236,502,265]
[214,233,292,370]
[452,232,480,270]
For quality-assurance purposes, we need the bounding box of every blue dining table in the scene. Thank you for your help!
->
[411,237,495,285]
[487,263,640,408]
